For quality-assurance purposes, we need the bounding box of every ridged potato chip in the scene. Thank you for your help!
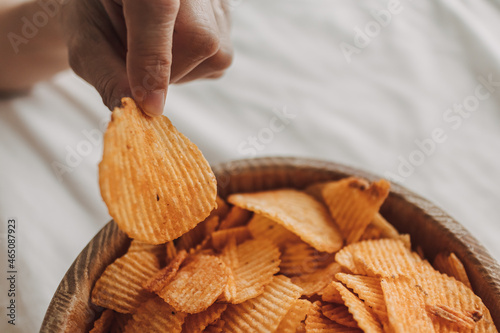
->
[321,281,344,304]
[433,252,472,289]
[220,238,281,303]
[275,299,312,333]
[91,251,159,313]
[143,250,188,293]
[321,303,358,328]
[157,254,228,313]
[176,216,219,251]
[291,262,342,296]
[305,301,363,333]
[218,206,252,230]
[127,240,166,260]
[203,319,225,333]
[211,226,251,250]
[123,296,186,333]
[220,275,302,332]
[334,282,383,333]
[212,195,230,220]
[380,276,435,333]
[426,304,474,330]
[228,189,343,253]
[90,309,115,333]
[183,303,228,333]
[247,214,301,249]
[99,97,217,244]
[279,242,335,277]
[322,177,390,244]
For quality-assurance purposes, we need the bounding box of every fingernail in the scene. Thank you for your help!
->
[142,90,165,116]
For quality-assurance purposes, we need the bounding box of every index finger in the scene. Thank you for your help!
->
[122,0,180,116]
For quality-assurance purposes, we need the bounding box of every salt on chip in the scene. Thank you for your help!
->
[305,301,363,333]
[247,214,301,249]
[275,299,312,333]
[220,275,302,332]
[218,206,252,230]
[380,276,435,333]
[91,251,159,313]
[211,226,251,250]
[334,282,383,333]
[280,242,335,277]
[291,262,342,296]
[335,273,386,323]
[228,189,343,253]
[90,309,115,333]
[157,254,228,313]
[99,97,217,244]
[143,250,188,293]
[176,215,219,251]
[321,303,358,328]
[220,238,281,303]
[433,252,472,289]
[123,296,186,333]
[183,303,228,333]
[321,177,390,244]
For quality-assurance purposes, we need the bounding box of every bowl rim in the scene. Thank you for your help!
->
[40,156,500,332]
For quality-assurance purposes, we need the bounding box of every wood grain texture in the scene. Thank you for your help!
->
[40,157,500,332]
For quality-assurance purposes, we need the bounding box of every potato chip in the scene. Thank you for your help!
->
[110,313,132,333]
[305,301,363,333]
[295,322,306,333]
[220,238,281,303]
[321,281,344,304]
[247,214,301,249]
[218,206,252,230]
[212,195,230,220]
[211,226,251,250]
[279,242,335,277]
[166,241,177,262]
[99,97,217,244]
[291,262,342,296]
[90,309,115,333]
[91,251,159,313]
[220,275,302,332]
[203,319,225,333]
[183,303,228,333]
[228,189,343,253]
[380,276,435,333]
[218,237,238,302]
[433,252,472,289]
[335,273,386,323]
[157,254,228,313]
[335,239,420,277]
[321,177,390,244]
[123,296,186,332]
[321,303,358,328]
[143,250,188,293]
[127,240,166,260]
[275,299,312,333]
[426,304,474,329]
[334,282,383,333]
[176,216,219,251]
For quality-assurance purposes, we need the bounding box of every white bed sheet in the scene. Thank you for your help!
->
[1,0,500,331]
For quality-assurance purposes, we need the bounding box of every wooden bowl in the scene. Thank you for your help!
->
[41,157,500,332]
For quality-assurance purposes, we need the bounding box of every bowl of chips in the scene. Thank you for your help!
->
[41,157,500,332]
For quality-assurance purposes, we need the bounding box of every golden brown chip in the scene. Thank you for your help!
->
[211,226,252,251]
[218,237,238,302]
[90,309,115,333]
[247,214,301,249]
[228,189,343,253]
[426,304,474,330]
[143,250,188,293]
[305,301,363,333]
[322,177,390,244]
[91,251,159,313]
[220,275,302,332]
[166,241,177,262]
[291,262,342,296]
[220,238,281,303]
[157,254,228,313]
[203,319,225,333]
[279,242,335,277]
[334,282,383,333]
[110,313,132,333]
[127,240,166,263]
[183,303,228,333]
[380,276,435,333]
[99,97,217,244]
[176,215,219,251]
[275,299,312,333]
[212,195,230,220]
[335,273,386,323]
[359,213,400,241]
[321,303,358,328]
[218,206,252,230]
[335,238,420,277]
[123,296,186,333]
[433,252,472,289]
[321,281,344,304]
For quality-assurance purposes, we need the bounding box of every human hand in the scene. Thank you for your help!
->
[59,0,233,116]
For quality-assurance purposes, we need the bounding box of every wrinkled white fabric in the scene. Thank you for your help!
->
[1,0,500,331]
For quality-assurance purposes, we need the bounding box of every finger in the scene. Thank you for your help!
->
[122,0,180,116]
[169,0,221,83]
[173,0,233,83]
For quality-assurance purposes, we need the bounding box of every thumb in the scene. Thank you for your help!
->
[122,0,180,116]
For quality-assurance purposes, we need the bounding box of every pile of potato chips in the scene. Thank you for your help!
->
[92,99,497,332]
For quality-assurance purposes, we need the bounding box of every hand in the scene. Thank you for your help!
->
[59,0,233,116]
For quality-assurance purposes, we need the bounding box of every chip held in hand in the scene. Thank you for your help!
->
[99,98,217,244]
